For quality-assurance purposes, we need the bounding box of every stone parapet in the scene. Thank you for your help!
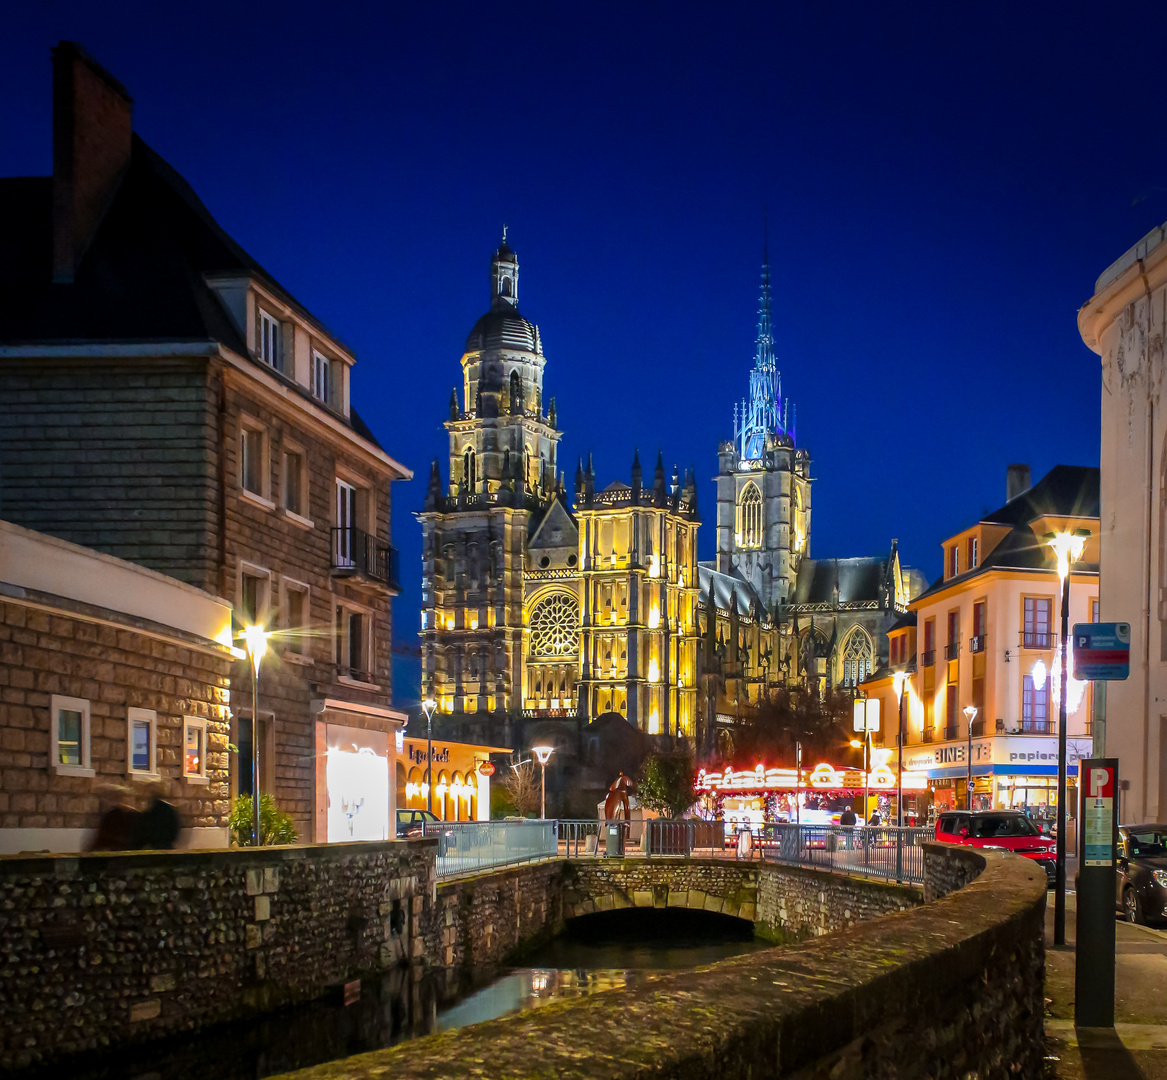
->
[271,845,1047,1080]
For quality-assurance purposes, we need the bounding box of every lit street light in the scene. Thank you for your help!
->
[242,624,268,847]
[963,705,978,813]
[422,697,437,814]
[893,672,908,883]
[1049,530,1086,947]
[532,745,555,819]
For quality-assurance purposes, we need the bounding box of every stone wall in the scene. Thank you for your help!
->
[564,858,760,921]
[273,844,1047,1080]
[755,860,918,940]
[0,838,434,1071]
[421,861,567,968]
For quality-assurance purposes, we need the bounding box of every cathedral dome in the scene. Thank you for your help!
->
[464,308,542,355]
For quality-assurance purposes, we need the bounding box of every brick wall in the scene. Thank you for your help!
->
[0,591,231,846]
[0,839,435,1070]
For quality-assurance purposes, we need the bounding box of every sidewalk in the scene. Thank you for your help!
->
[1044,888,1167,1078]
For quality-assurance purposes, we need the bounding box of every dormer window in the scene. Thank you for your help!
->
[312,351,331,405]
[948,545,960,578]
[259,310,282,371]
[968,535,978,570]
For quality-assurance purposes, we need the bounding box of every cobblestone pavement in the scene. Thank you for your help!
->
[1044,885,1167,1079]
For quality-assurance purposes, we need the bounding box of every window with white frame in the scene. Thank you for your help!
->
[282,444,309,520]
[126,707,157,777]
[51,695,92,775]
[283,579,310,657]
[335,478,358,567]
[335,601,372,682]
[259,309,282,370]
[183,717,208,780]
[312,351,331,405]
[240,421,270,499]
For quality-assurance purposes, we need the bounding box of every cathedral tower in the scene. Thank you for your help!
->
[714,247,811,610]
[418,235,564,719]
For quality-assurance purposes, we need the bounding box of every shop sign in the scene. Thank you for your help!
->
[901,734,1094,775]
[477,761,496,777]
[407,744,451,764]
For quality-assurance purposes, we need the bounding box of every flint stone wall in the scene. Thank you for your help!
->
[0,838,435,1070]
[272,844,1047,1080]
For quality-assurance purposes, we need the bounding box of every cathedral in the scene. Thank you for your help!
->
[418,235,922,755]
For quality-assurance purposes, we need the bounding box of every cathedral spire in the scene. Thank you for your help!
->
[491,231,519,311]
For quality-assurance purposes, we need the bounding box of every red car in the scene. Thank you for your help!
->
[935,810,1056,887]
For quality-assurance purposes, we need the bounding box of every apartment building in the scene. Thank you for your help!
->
[863,464,1099,820]
[0,43,411,842]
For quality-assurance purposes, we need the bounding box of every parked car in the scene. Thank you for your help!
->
[396,808,441,839]
[1117,824,1167,925]
[935,810,1056,886]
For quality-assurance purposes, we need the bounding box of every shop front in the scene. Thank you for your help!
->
[398,737,511,823]
[900,734,1093,825]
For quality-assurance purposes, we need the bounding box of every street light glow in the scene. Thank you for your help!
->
[532,745,555,765]
[1048,531,1086,582]
[892,670,907,703]
[242,624,268,677]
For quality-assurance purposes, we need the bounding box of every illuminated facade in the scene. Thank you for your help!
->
[862,464,1099,817]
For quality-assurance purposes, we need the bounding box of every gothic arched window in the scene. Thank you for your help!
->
[529,593,580,657]
[738,483,762,549]
[842,628,873,687]
[509,370,523,414]
[463,448,476,491]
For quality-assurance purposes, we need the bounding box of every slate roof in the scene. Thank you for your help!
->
[697,563,764,617]
[789,556,890,605]
[0,134,386,453]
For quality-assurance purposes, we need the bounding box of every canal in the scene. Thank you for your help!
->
[25,909,771,1080]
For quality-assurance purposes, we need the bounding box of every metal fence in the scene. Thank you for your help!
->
[757,824,929,884]
[558,819,729,858]
[424,820,559,878]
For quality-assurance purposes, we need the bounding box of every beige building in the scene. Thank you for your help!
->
[863,465,1099,820]
[1080,223,1167,821]
[0,521,235,852]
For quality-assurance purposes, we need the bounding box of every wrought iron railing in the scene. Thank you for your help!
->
[1020,631,1055,649]
[969,634,986,653]
[922,728,935,743]
[1019,720,1055,734]
[758,824,929,885]
[331,527,400,589]
[944,643,960,660]
[943,723,958,740]
[922,649,936,667]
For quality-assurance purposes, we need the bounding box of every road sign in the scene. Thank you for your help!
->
[967,779,975,793]
[852,698,880,733]
[1073,622,1130,681]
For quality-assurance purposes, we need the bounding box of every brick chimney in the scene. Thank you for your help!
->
[51,41,133,283]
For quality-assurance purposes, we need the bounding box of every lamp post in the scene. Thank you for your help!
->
[963,705,978,813]
[422,697,437,815]
[532,745,555,819]
[893,673,908,883]
[1049,531,1085,947]
[242,625,268,847]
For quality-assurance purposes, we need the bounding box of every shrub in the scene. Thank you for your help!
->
[228,793,298,846]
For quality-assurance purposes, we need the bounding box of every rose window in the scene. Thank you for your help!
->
[529,593,580,656]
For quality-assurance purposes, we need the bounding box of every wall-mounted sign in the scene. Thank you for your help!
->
[477,761,496,777]
[1073,622,1130,681]
[407,744,451,764]
[852,698,880,733]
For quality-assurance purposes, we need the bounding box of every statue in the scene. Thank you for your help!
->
[603,772,632,821]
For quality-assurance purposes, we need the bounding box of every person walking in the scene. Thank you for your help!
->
[840,804,857,850]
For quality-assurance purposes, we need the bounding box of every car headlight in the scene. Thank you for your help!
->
[1152,870,1167,888]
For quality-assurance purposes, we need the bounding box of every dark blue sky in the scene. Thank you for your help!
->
[6,4,1165,703]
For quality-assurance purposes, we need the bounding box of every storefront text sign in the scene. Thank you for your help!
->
[902,734,1093,775]
[408,745,451,764]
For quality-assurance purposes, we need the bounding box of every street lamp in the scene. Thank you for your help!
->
[242,624,268,847]
[422,697,437,815]
[1049,530,1086,947]
[532,745,555,819]
[963,705,978,813]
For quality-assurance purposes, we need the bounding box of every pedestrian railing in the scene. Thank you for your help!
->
[424,819,558,878]
[756,824,929,885]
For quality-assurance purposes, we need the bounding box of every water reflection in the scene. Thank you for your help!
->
[19,910,770,1080]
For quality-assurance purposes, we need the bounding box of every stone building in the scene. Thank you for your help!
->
[1079,221,1167,822]
[0,43,411,841]
[0,521,234,852]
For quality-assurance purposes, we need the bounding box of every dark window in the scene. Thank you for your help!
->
[968,814,1040,838]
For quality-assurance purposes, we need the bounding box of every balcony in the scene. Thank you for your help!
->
[331,527,400,590]
[944,642,960,661]
[922,728,935,743]
[1020,631,1055,650]
[922,649,936,667]
[969,635,986,654]
[1019,720,1056,735]
[943,723,958,740]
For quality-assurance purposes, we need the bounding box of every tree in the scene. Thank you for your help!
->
[636,749,696,819]
[500,756,541,817]
[726,685,857,768]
